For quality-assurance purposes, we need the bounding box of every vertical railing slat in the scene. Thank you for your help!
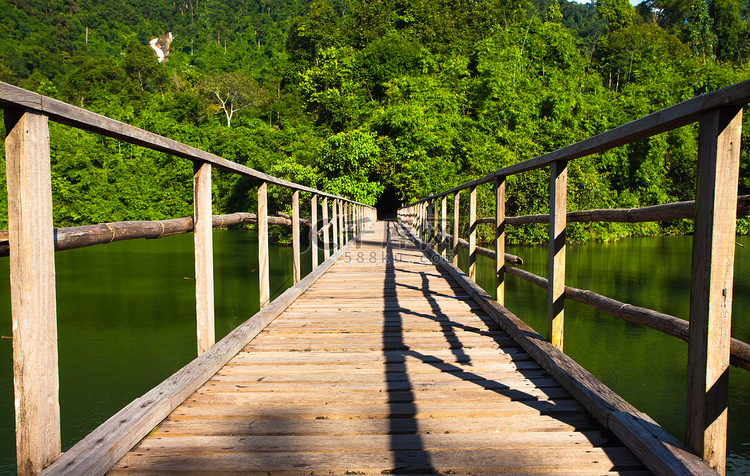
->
[453,193,460,266]
[258,181,270,309]
[548,160,567,350]
[292,190,301,284]
[332,198,339,252]
[311,194,318,269]
[686,106,743,475]
[495,176,506,305]
[193,162,215,356]
[441,196,447,259]
[323,197,330,260]
[468,186,477,281]
[432,199,439,252]
[5,109,62,475]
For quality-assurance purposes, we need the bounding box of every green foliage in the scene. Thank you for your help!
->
[0,0,747,246]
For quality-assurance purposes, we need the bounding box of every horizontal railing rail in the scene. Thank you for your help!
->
[398,79,750,476]
[1,81,376,475]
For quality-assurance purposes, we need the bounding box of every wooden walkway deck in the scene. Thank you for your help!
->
[109,221,648,475]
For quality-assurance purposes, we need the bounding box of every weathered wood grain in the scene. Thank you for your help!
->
[106,221,647,476]
[686,106,743,474]
[548,160,567,350]
[400,221,717,476]
[258,182,270,309]
[5,109,61,476]
[39,227,360,476]
[193,162,215,356]
[292,191,300,284]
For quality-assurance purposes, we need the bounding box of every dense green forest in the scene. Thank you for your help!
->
[0,0,748,243]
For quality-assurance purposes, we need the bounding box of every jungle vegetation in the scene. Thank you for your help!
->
[0,0,748,243]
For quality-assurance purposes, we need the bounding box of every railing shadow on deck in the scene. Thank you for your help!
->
[0,81,379,475]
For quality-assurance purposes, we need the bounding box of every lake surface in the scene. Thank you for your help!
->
[0,229,748,473]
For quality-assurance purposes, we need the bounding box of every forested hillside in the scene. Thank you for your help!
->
[0,0,748,243]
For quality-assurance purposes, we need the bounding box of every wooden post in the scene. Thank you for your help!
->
[311,194,318,269]
[322,197,330,260]
[686,106,743,475]
[432,199,439,252]
[5,109,61,475]
[258,182,270,309]
[548,160,567,350]
[453,193,460,266]
[468,185,477,280]
[338,200,346,248]
[441,196,447,259]
[332,198,339,252]
[292,190,301,284]
[496,176,506,305]
[193,162,215,356]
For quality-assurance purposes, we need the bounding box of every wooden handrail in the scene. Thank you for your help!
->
[0,82,370,206]
[473,195,750,225]
[402,79,750,206]
[1,81,378,475]
[398,80,749,474]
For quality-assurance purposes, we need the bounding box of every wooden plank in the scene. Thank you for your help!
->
[5,109,61,475]
[258,182,270,309]
[130,431,617,453]
[193,162,215,355]
[686,106,743,474]
[402,223,718,476]
[39,230,362,476]
[548,160,566,350]
[111,447,644,475]
[292,190,300,284]
[468,185,477,280]
[151,414,602,437]
[495,176,506,306]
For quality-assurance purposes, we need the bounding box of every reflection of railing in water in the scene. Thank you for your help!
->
[0,81,376,475]
[397,79,750,475]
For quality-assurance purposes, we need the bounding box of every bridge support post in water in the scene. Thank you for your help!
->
[686,105,743,475]
[495,176,506,306]
[193,162,215,355]
[548,160,567,351]
[258,181,270,309]
[4,109,61,475]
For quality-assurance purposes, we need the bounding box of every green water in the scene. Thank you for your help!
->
[0,230,748,473]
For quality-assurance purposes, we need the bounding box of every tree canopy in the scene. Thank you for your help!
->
[0,0,748,243]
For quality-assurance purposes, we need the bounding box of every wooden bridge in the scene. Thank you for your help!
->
[1,80,750,475]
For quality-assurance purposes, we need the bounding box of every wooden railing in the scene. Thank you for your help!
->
[0,81,376,475]
[398,79,750,476]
